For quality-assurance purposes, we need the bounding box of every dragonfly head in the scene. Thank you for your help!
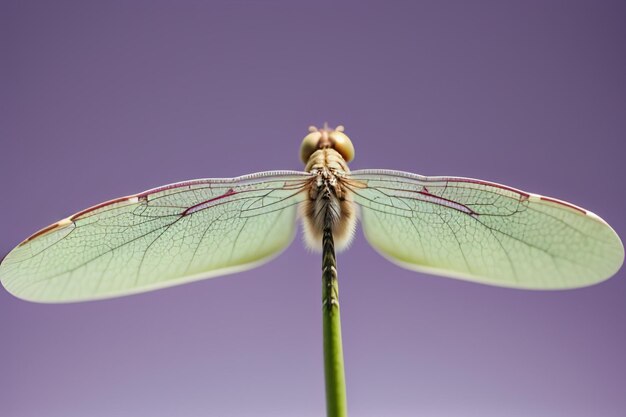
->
[300,123,355,164]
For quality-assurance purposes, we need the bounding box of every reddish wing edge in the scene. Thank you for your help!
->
[16,170,312,248]
[350,169,589,216]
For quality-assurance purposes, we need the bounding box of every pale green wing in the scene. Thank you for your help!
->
[348,169,623,289]
[0,171,312,302]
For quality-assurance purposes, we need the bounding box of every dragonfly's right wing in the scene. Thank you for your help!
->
[348,169,623,289]
[0,171,313,303]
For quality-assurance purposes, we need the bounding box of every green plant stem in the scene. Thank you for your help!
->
[322,221,348,417]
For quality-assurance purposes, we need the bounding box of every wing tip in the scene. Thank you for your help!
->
[17,193,144,248]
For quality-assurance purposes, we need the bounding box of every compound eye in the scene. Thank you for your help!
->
[329,131,355,162]
[300,131,322,164]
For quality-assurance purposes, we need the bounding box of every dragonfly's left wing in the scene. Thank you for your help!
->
[348,169,623,289]
[0,171,312,302]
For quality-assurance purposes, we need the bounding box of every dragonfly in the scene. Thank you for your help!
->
[0,124,623,302]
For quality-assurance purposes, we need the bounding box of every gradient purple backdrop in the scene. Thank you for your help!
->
[1,1,625,416]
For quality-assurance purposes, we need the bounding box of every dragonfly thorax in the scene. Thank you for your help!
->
[300,148,357,252]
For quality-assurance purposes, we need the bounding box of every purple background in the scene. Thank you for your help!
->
[1,1,625,416]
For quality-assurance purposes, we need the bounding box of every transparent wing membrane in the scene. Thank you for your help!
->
[348,169,624,289]
[1,165,622,302]
[0,171,312,302]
